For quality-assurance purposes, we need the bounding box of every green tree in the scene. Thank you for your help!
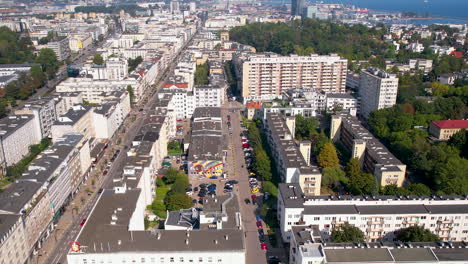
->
[345,158,361,178]
[262,181,278,198]
[164,168,180,184]
[395,226,440,242]
[128,56,143,72]
[381,184,410,195]
[348,173,376,195]
[194,63,209,85]
[322,166,347,189]
[35,48,59,79]
[30,65,46,88]
[317,143,339,168]
[295,115,319,140]
[310,131,330,155]
[408,183,431,195]
[92,54,104,65]
[126,85,135,103]
[331,223,365,242]
[448,129,468,158]
[164,192,193,211]
[254,149,272,181]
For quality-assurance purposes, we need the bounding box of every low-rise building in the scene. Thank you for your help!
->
[429,120,468,140]
[278,182,468,243]
[330,115,406,187]
[187,107,226,179]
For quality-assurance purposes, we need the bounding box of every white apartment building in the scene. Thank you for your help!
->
[194,85,224,107]
[92,91,131,140]
[234,53,347,102]
[289,226,468,264]
[278,183,468,243]
[359,67,399,118]
[0,115,40,169]
[161,89,195,119]
[406,42,425,53]
[325,93,359,113]
[89,57,129,80]
[51,104,95,142]
[15,97,58,139]
[53,92,84,116]
[69,33,93,52]
[56,78,140,103]
[0,215,30,264]
[47,37,70,61]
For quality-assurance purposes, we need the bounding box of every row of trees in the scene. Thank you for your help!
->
[0,26,35,64]
[331,223,440,243]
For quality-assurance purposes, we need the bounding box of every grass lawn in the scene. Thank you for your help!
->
[168,149,183,156]
[151,185,171,219]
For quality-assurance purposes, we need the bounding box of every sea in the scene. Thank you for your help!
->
[265,0,468,25]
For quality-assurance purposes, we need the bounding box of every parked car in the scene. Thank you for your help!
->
[251,195,258,204]
[251,188,259,194]
[244,198,251,204]
[80,218,87,226]
[194,187,199,192]
[208,184,217,191]
[209,176,218,180]
[261,243,267,250]
[227,180,239,184]
[256,221,263,229]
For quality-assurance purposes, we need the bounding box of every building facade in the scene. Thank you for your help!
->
[234,53,347,102]
[359,67,399,118]
[429,120,468,140]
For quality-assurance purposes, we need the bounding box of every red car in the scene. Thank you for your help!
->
[80,218,87,226]
[256,221,263,228]
[242,143,250,148]
[261,243,267,250]
[251,195,258,204]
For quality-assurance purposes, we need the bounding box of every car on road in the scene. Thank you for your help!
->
[256,221,263,228]
[251,195,258,204]
[244,198,251,204]
[80,218,87,226]
[251,188,259,194]
[194,187,199,192]
[261,242,267,250]
[102,170,108,176]
[227,180,238,184]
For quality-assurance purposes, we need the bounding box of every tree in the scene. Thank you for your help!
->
[310,131,330,155]
[317,143,339,168]
[254,149,272,181]
[92,54,104,65]
[322,166,347,189]
[381,184,410,195]
[395,226,440,242]
[164,192,193,211]
[164,168,180,184]
[408,183,431,195]
[35,48,59,79]
[128,56,143,72]
[30,65,46,88]
[126,85,135,103]
[345,158,361,178]
[347,173,376,195]
[331,223,365,242]
[194,63,209,85]
[262,181,278,198]
[295,115,319,140]
[448,129,468,158]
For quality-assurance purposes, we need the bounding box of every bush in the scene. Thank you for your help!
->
[262,181,278,198]
[395,226,440,242]
[164,192,193,211]
[156,177,165,187]
[331,223,365,242]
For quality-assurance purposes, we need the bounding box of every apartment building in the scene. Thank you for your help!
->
[187,107,226,179]
[263,112,322,196]
[289,226,468,264]
[278,183,468,243]
[233,53,347,103]
[15,96,59,138]
[0,115,40,171]
[56,78,140,103]
[89,57,129,80]
[325,93,360,113]
[92,91,131,139]
[53,92,84,116]
[359,67,399,118]
[0,214,29,264]
[429,120,468,140]
[51,104,95,142]
[47,37,70,61]
[330,115,406,187]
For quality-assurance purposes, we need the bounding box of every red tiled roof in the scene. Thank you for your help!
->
[246,101,262,109]
[432,120,468,129]
[450,51,463,58]
[163,83,188,89]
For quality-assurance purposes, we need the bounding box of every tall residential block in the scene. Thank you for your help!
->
[234,53,347,102]
[292,0,305,16]
[359,67,399,118]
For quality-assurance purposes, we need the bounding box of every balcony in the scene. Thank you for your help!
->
[367,220,384,225]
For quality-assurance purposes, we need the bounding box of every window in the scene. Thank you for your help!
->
[170,257,174,263]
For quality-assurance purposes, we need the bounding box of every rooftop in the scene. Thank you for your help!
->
[432,120,468,129]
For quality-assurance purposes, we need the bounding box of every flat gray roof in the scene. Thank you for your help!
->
[324,248,394,263]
